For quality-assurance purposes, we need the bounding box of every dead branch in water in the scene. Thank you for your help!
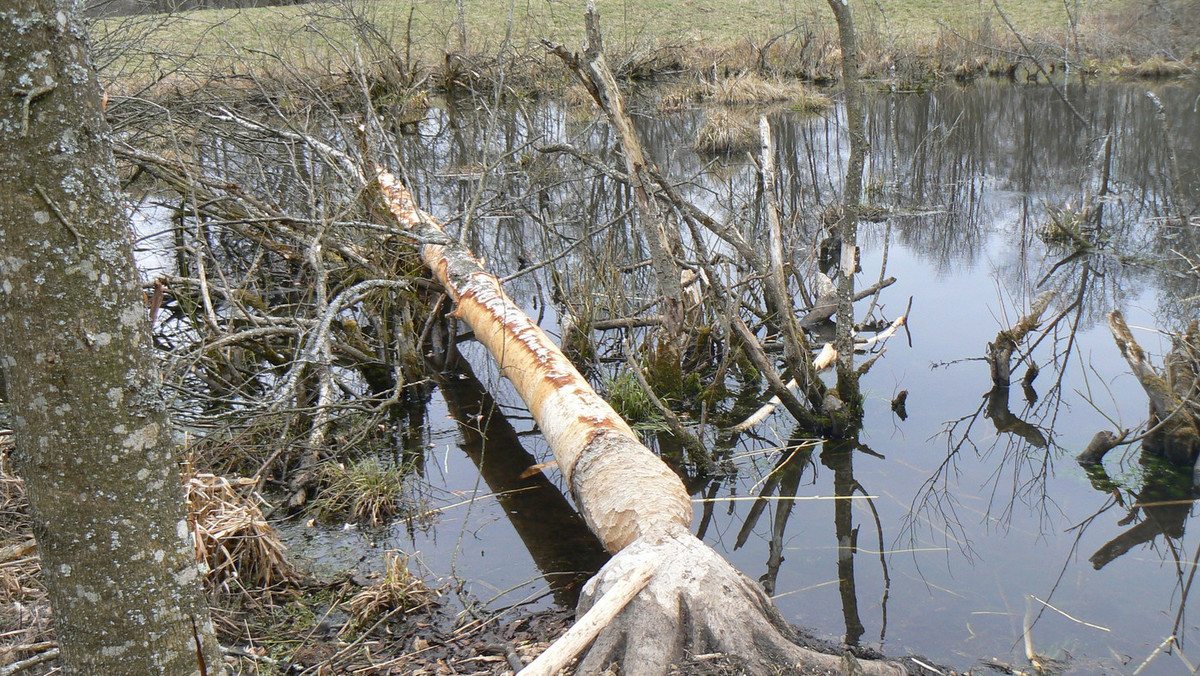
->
[988,290,1056,387]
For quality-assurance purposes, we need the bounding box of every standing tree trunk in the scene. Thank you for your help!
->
[0,1,223,673]
[376,170,906,676]
[827,0,868,406]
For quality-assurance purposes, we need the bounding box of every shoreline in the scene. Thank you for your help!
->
[93,0,1197,104]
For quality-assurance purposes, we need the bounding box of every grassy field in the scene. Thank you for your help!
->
[92,0,1172,96]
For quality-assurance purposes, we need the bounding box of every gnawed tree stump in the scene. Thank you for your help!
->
[1075,430,1125,465]
[375,170,908,675]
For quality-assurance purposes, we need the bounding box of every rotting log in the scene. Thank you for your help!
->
[375,170,908,676]
[987,290,1055,387]
[1109,310,1200,474]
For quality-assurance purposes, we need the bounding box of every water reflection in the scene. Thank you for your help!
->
[1081,455,1194,571]
[124,77,1200,674]
[430,348,609,607]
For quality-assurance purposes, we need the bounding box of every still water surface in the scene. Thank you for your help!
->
[153,79,1200,674]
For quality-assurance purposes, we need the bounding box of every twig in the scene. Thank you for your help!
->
[0,647,59,676]
[1028,595,1110,631]
[517,561,657,676]
[14,82,56,137]
[1132,635,1175,675]
[32,183,82,252]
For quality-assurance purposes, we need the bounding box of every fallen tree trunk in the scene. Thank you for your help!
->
[376,170,908,675]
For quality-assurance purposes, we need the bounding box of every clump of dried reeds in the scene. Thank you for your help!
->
[660,72,830,112]
[1116,56,1192,78]
[0,435,54,652]
[186,473,300,593]
[694,109,757,154]
[343,551,436,632]
[709,73,829,109]
[312,457,412,526]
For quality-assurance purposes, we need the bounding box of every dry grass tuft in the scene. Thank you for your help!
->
[709,73,829,109]
[661,72,830,111]
[694,109,758,154]
[1116,56,1193,78]
[0,436,54,655]
[186,473,301,593]
[343,550,437,631]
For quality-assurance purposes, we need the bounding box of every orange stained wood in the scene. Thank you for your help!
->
[376,169,639,483]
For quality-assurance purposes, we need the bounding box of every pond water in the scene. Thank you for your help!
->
[138,79,1200,673]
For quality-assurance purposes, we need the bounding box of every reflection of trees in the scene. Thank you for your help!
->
[823,439,868,646]
[732,433,890,647]
[430,348,610,608]
[733,438,818,597]
[1046,450,1200,659]
[904,81,1200,553]
[1087,472,1191,571]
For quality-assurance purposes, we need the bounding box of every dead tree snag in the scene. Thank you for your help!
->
[987,291,1055,387]
[1109,311,1200,477]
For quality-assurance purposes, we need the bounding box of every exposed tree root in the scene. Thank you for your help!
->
[572,526,907,676]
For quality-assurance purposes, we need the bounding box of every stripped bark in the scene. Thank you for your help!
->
[735,313,908,433]
[376,170,907,675]
[378,169,690,550]
[800,276,896,329]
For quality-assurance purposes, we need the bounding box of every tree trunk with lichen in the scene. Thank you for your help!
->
[0,1,223,673]
[376,171,907,676]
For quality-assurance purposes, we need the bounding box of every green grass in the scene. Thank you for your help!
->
[312,457,412,526]
[96,0,1085,53]
[93,0,1123,94]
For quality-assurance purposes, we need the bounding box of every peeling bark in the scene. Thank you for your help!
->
[377,170,691,551]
